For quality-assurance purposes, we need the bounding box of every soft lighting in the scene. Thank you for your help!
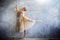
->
[35,0,51,4]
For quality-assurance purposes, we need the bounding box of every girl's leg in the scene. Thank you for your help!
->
[24,28,26,37]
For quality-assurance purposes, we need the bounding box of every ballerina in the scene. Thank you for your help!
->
[15,5,42,37]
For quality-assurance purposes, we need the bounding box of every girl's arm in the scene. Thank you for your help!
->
[15,5,19,12]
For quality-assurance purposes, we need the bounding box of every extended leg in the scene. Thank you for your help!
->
[35,20,43,22]
[24,19,27,37]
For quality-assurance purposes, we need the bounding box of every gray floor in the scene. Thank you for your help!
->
[1,38,49,40]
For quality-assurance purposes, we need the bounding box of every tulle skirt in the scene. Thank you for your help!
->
[16,16,35,32]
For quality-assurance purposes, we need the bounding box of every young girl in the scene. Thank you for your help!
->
[15,5,42,37]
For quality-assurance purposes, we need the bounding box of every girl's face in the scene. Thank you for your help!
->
[22,7,27,11]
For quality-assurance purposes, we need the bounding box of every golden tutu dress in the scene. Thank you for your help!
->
[16,13,35,32]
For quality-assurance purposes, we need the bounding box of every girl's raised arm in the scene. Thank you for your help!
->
[15,5,19,12]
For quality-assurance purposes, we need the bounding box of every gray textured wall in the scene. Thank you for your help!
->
[0,0,60,38]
